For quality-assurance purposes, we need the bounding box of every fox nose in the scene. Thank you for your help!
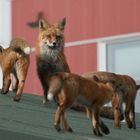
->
[53,42,56,46]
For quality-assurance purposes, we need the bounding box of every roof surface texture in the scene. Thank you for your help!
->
[0,92,140,140]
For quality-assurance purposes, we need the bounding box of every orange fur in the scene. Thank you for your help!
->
[83,71,139,129]
[0,38,30,101]
[47,72,118,137]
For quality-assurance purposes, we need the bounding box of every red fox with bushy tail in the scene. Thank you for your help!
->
[47,72,119,137]
[0,38,31,101]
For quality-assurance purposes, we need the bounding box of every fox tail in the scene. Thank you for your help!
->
[100,106,124,120]
[47,73,64,102]
[13,47,35,55]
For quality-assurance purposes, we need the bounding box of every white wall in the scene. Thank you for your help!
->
[0,0,12,88]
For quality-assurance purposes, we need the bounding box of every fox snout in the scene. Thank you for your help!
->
[44,41,57,49]
[52,42,56,46]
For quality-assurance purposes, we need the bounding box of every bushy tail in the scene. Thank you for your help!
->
[100,106,124,120]
[12,47,35,55]
[47,73,64,101]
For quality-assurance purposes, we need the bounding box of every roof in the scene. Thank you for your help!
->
[0,92,140,140]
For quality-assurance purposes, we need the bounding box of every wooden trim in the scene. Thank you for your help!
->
[65,32,140,47]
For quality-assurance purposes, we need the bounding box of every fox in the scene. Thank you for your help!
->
[35,18,70,103]
[0,38,31,101]
[47,72,119,137]
[83,71,140,129]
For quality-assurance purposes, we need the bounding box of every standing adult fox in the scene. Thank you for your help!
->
[0,38,31,101]
[35,18,70,102]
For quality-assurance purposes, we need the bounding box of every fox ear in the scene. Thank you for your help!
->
[93,75,100,82]
[58,18,66,31]
[39,18,50,30]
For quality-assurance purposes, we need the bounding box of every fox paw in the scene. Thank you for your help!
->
[54,124,61,132]
[101,124,110,135]
[133,124,136,129]
[1,89,8,95]
[13,94,21,102]
[93,128,103,137]
[127,122,133,129]
[67,127,73,133]
[114,123,121,129]
[12,88,18,93]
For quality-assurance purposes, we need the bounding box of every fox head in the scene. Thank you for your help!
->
[93,75,120,93]
[38,18,66,60]
[36,18,66,61]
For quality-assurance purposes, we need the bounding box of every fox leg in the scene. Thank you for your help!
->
[13,69,27,101]
[92,108,103,137]
[112,93,121,128]
[41,78,49,103]
[86,108,92,119]
[38,73,49,103]
[61,111,73,132]
[54,106,64,131]
[125,101,133,128]
[1,73,11,94]
[11,72,19,93]
[37,64,50,103]
[13,79,25,102]
[100,120,110,135]
[92,107,110,136]
[13,59,29,102]
[129,102,136,129]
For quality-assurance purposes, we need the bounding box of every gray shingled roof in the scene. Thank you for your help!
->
[0,92,140,140]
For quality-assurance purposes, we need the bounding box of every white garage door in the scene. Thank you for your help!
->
[106,40,140,113]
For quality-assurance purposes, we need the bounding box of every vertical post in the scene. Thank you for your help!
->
[97,42,112,106]
[97,42,107,71]
[0,0,12,88]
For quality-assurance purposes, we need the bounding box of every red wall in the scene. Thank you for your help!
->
[12,0,140,95]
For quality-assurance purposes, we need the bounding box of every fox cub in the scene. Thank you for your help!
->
[0,38,31,101]
[83,71,140,129]
[47,72,118,137]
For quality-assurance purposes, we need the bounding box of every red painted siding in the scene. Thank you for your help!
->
[65,44,97,75]
[12,0,140,95]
